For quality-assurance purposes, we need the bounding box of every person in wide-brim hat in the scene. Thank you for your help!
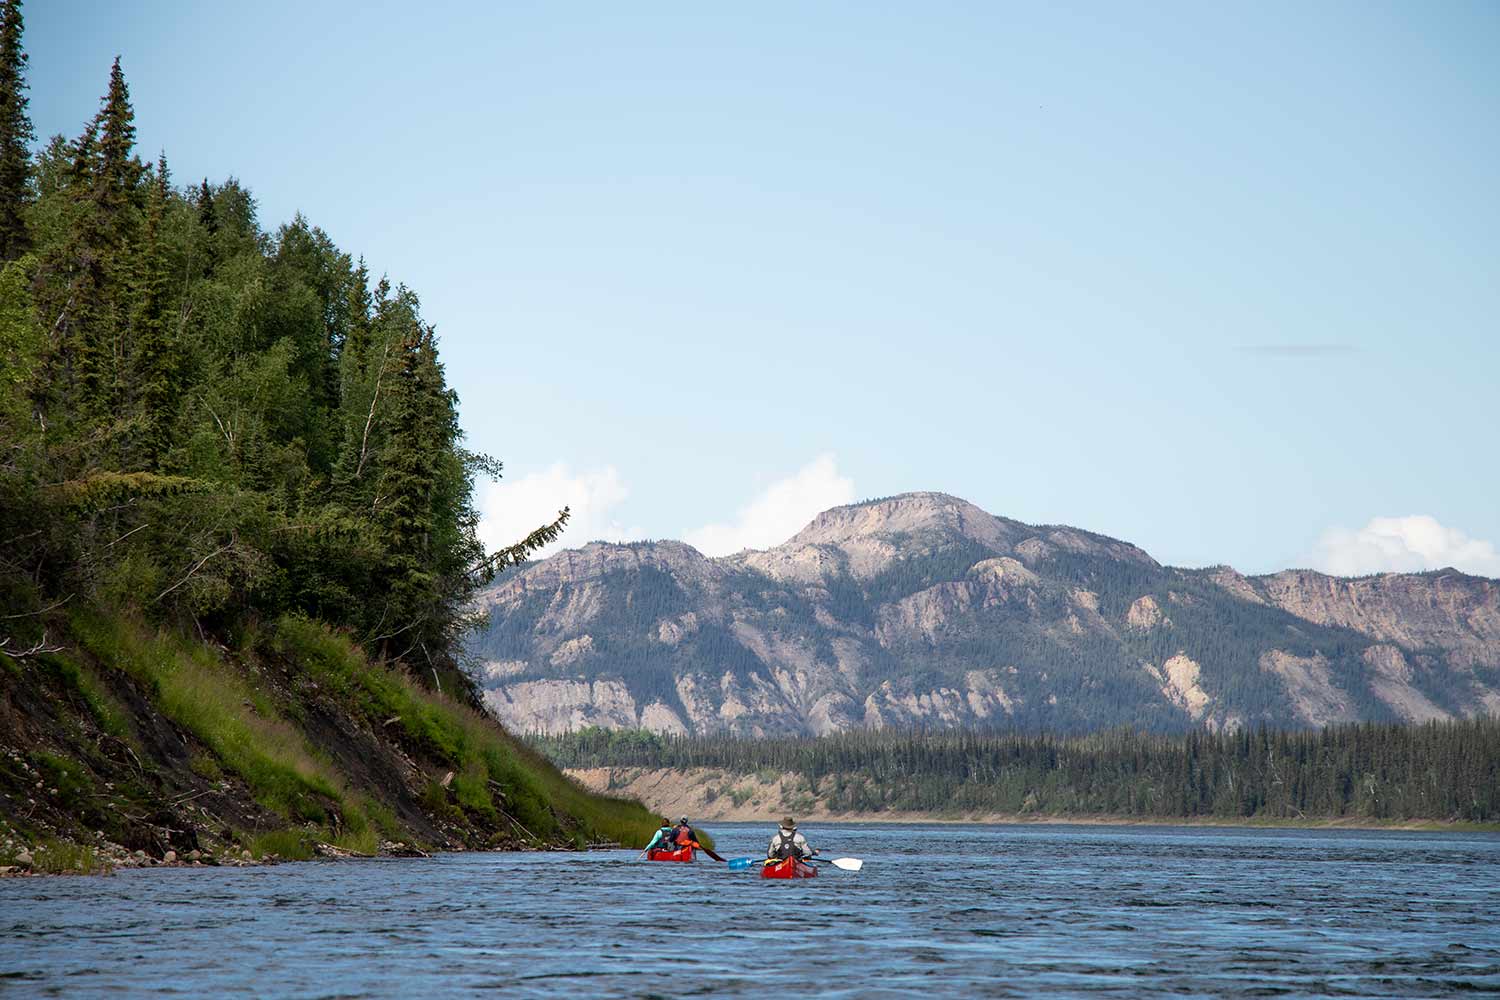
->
[767,816,814,862]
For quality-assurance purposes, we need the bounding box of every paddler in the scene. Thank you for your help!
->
[671,816,701,850]
[766,816,815,861]
[641,817,676,856]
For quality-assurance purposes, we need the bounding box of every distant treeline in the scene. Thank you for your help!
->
[532,719,1500,822]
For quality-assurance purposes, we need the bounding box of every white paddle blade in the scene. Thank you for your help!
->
[831,857,863,871]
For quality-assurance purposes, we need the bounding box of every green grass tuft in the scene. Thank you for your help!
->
[27,839,108,875]
[328,827,380,855]
[38,654,130,737]
[31,752,93,811]
[248,828,316,861]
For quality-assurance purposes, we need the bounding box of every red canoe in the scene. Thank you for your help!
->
[760,858,817,879]
[646,846,695,862]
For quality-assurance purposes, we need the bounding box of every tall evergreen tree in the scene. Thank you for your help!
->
[33,59,146,430]
[345,257,372,377]
[76,58,140,416]
[29,122,100,422]
[195,177,217,276]
[372,325,447,657]
[95,58,140,223]
[130,154,179,466]
[0,0,32,260]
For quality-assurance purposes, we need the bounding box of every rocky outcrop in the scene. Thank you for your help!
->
[1041,527,1159,567]
[1127,595,1166,630]
[1361,645,1451,723]
[477,540,726,609]
[1259,651,1358,727]
[482,679,639,734]
[467,492,1500,736]
[1147,654,1210,720]
[1214,569,1500,669]
[778,493,1025,566]
[876,583,973,647]
[1201,566,1263,604]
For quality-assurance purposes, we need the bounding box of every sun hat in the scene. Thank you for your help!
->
[780,816,796,829]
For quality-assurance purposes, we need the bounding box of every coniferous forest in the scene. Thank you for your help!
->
[0,1,660,869]
[533,718,1500,824]
[0,4,565,687]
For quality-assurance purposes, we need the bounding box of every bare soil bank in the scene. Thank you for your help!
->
[568,766,1500,833]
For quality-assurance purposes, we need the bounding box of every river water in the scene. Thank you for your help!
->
[3,822,1498,997]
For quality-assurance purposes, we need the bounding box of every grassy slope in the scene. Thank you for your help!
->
[0,611,659,873]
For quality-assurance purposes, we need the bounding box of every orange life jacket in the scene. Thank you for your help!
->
[673,825,695,847]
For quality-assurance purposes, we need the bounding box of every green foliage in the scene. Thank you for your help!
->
[1,41,547,689]
[0,18,657,857]
[0,254,37,419]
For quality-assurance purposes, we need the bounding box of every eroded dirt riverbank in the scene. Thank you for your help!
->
[568,765,1500,832]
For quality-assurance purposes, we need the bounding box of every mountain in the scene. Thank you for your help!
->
[465,493,1500,736]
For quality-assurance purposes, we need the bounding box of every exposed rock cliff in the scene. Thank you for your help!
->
[466,493,1500,735]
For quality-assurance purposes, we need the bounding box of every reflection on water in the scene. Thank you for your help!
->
[3,823,1499,997]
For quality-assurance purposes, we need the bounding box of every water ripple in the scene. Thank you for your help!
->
[2,823,1498,996]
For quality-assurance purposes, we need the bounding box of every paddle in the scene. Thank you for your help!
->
[727,855,863,872]
[639,840,724,862]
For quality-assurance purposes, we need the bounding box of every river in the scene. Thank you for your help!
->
[3,822,1498,997]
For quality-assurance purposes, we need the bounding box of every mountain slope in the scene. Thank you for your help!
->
[466,493,1500,736]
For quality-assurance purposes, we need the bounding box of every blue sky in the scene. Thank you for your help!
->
[31,2,1500,575]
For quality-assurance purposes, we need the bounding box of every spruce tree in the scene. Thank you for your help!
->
[130,154,178,466]
[34,60,146,426]
[0,0,33,260]
[30,121,102,421]
[345,257,372,377]
[196,178,217,275]
[76,59,140,415]
[373,325,444,657]
[93,57,142,244]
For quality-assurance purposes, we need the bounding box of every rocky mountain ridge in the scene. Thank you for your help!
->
[467,493,1500,736]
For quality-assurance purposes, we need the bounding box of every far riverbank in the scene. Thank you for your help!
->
[568,766,1500,833]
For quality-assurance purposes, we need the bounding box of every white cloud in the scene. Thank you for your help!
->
[477,463,640,557]
[1309,515,1500,578]
[685,454,856,557]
